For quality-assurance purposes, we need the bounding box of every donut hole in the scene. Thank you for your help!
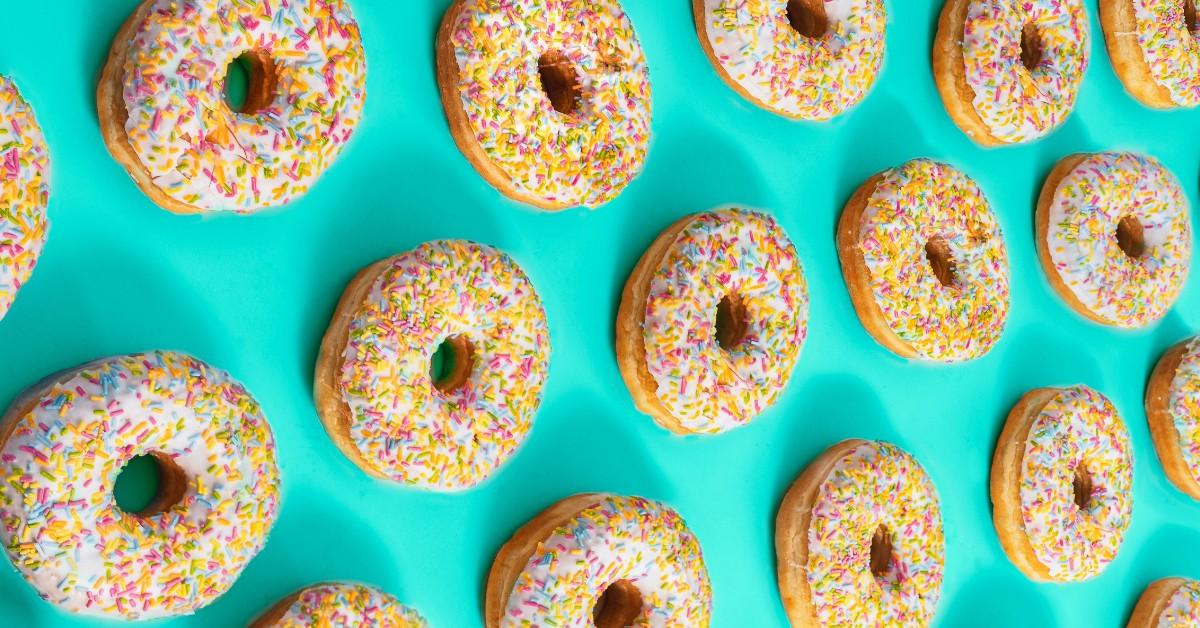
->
[715,293,750,352]
[430,335,475,394]
[1186,1,1199,33]
[223,49,278,115]
[1020,23,1044,72]
[924,236,959,288]
[113,452,187,517]
[593,579,643,628]
[785,0,829,39]
[537,50,582,116]
[870,526,895,583]
[1073,468,1094,511]
[1116,215,1147,259]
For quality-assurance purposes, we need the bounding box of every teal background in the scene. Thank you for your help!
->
[0,0,1198,626]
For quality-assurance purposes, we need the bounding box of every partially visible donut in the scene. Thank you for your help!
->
[0,75,49,322]
[1146,336,1200,499]
[485,493,712,627]
[315,240,550,490]
[97,0,366,213]
[436,0,652,209]
[991,386,1133,582]
[1101,0,1200,109]
[1036,152,1192,328]
[251,582,427,627]
[0,351,280,619]
[934,0,1090,145]
[617,208,808,434]
[776,439,945,626]
[693,0,888,120]
[1128,578,1200,627]
[837,159,1010,362]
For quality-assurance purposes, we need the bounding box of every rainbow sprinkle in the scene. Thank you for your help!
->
[1167,337,1200,485]
[642,209,808,434]
[121,0,366,212]
[0,75,49,321]
[267,582,427,627]
[701,0,887,120]
[1018,386,1132,581]
[1045,152,1192,328]
[339,240,550,490]
[1131,0,1200,106]
[962,0,1089,143]
[1159,579,1200,625]
[857,159,1010,362]
[446,0,651,208]
[503,494,711,625]
[0,352,280,619]
[805,440,944,625]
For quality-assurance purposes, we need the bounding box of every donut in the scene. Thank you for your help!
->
[836,159,1010,362]
[1101,0,1200,109]
[991,385,1133,582]
[933,0,1089,145]
[251,582,427,627]
[693,0,888,120]
[315,240,550,490]
[97,0,366,214]
[776,439,945,626]
[0,351,280,619]
[1146,336,1200,499]
[484,493,711,627]
[1129,578,1200,627]
[0,76,49,322]
[1036,152,1192,328]
[435,0,651,210]
[616,208,808,435]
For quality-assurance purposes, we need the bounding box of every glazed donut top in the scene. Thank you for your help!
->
[445,0,651,208]
[270,583,427,627]
[807,440,944,626]
[643,209,808,433]
[1130,1,1200,106]
[339,240,549,490]
[699,0,887,120]
[503,494,711,625]
[1160,580,1200,625]
[0,351,280,619]
[1019,386,1132,581]
[1168,337,1200,482]
[858,159,1009,361]
[0,76,49,320]
[962,0,1089,143]
[122,0,366,212]
[1045,152,1192,328]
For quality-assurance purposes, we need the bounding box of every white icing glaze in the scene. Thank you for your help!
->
[120,0,366,212]
[1158,579,1200,626]
[1167,337,1200,485]
[1132,0,1200,106]
[0,75,50,320]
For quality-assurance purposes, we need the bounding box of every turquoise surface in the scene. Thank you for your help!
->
[0,0,1198,626]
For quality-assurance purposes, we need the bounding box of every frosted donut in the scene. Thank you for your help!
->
[315,240,550,490]
[485,493,712,627]
[991,386,1133,582]
[776,439,945,626]
[0,76,49,322]
[616,208,808,435]
[1129,578,1200,627]
[1101,0,1200,108]
[694,0,887,120]
[1037,152,1192,328]
[837,159,1010,362]
[1146,336,1200,499]
[436,0,651,210]
[97,0,366,214]
[934,0,1089,145]
[251,582,428,627]
[0,351,280,619]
